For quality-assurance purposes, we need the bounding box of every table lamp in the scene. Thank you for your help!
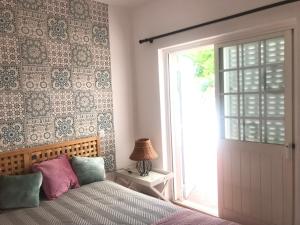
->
[129,138,158,176]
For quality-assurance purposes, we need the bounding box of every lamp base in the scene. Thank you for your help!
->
[136,160,152,176]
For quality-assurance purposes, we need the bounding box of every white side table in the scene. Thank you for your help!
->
[115,168,173,201]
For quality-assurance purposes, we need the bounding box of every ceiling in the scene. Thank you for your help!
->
[97,0,149,8]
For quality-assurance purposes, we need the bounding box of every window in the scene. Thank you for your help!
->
[219,36,285,144]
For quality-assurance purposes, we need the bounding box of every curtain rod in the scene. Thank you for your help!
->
[139,0,299,44]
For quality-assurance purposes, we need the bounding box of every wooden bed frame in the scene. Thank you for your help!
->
[0,136,101,176]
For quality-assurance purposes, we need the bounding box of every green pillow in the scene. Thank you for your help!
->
[0,172,42,209]
[71,156,106,185]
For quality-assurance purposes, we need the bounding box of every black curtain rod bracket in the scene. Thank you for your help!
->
[139,39,154,44]
[139,0,300,44]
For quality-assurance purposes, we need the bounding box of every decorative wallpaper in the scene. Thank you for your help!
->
[0,0,116,171]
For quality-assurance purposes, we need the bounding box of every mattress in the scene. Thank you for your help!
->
[0,180,180,225]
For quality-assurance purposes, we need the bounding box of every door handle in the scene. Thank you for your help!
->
[285,143,294,160]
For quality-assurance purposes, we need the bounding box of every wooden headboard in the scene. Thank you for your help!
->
[0,136,101,176]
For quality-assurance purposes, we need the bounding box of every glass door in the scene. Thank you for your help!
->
[169,45,218,216]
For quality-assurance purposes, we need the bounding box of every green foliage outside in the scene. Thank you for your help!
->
[183,48,215,92]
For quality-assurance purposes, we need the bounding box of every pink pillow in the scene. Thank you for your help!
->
[32,154,80,200]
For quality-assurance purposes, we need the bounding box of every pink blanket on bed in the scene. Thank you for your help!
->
[152,210,240,225]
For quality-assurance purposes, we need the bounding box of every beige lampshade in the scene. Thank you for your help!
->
[129,138,158,161]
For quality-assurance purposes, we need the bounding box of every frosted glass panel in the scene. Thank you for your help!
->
[243,68,260,92]
[225,118,239,140]
[223,71,238,93]
[240,120,244,140]
[243,42,259,67]
[239,96,244,117]
[245,119,260,142]
[222,46,237,69]
[220,35,286,144]
[224,95,238,117]
[266,93,284,117]
[244,94,259,117]
[266,120,285,144]
[260,42,265,64]
[266,37,284,64]
[266,65,284,91]
[261,95,265,117]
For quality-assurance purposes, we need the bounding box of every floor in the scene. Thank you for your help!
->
[182,185,218,216]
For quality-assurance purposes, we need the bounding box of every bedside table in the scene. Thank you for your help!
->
[115,168,173,201]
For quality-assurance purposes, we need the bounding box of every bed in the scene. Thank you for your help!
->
[0,137,239,225]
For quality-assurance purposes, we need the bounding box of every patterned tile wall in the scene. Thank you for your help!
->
[0,0,116,171]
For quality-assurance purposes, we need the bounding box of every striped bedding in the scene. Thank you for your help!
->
[153,209,240,225]
[0,180,239,225]
[0,180,180,225]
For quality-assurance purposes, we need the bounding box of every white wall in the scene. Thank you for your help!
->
[131,0,300,223]
[132,0,290,168]
[109,5,136,169]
